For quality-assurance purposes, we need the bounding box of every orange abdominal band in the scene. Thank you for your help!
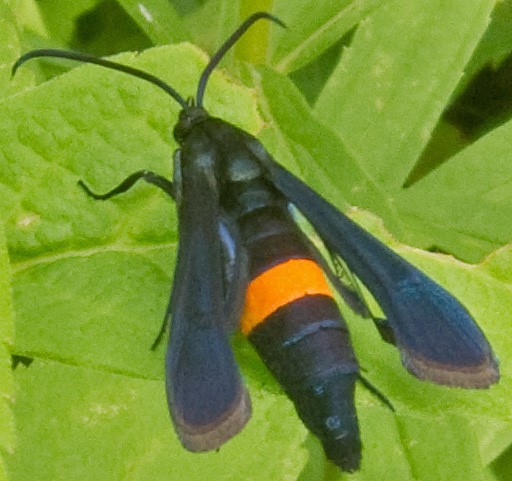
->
[240,258,333,335]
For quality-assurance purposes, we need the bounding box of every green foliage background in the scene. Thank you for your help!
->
[0,0,512,480]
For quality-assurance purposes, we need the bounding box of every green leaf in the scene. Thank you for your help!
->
[3,4,511,480]
[8,0,47,44]
[0,0,38,98]
[1,44,260,260]
[116,0,242,62]
[306,0,509,262]
[35,0,101,45]
[174,0,241,58]
[461,0,512,91]
[0,224,15,481]
[342,409,497,481]
[115,0,187,45]
[244,65,351,208]
[395,118,512,261]
[491,439,512,480]
[270,0,386,73]
[8,359,308,481]
[314,0,496,185]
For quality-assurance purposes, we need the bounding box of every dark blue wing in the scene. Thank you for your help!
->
[254,148,498,388]
[166,138,250,451]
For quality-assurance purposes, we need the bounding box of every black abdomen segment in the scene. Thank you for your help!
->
[238,205,361,471]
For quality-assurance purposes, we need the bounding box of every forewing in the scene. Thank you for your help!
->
[166,140,250,451]
[252,146,498,388]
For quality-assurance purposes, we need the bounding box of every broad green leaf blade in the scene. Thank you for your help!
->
[338,407,497,481]
[177,0,241,61]
[314,0,496,190]
[35,0,100,45]
[8,0,47,45]
[0,0,38,97]
[390,413,496,481]
[479,419,512,465]
[116,0,241,64]
[115,0,187,45]
[460,0,512,94]
[491,440,512,481]
[257,2,511,262]
[0,224,15,481]
[348,400,413,481]
[396,117,512,261]
[288,38,345,105]
[13,251,171,377]
[7,359,308,481]
[270,0,386,73]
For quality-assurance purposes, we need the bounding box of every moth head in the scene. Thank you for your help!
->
[173,106,209,144]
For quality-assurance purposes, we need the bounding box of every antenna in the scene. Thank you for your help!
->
[12,12,285,110]
[12,49,189,109]
[195,12,285,107]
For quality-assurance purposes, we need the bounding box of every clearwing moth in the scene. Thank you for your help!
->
[13,11,499,472]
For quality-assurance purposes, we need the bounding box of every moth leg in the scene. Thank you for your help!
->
[373,318,397,345]
[357,375,394,412]
[151,316,169,350]
[327,248,398,345]
[78,170,176,349]
[78,169,175,200]
[327,248,371,318]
